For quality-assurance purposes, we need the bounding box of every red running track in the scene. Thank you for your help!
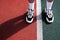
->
[0,0,37,40]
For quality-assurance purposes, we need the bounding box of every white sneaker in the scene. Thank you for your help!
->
[45,8,54,23]
[26,9,34,23]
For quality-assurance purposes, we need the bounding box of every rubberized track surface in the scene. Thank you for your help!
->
[0,0,60,40]
[0,0,36,40]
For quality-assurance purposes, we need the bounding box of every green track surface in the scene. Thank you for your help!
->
[41,0,60,40]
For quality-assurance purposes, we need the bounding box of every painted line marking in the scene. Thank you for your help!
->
[36,0,43,40]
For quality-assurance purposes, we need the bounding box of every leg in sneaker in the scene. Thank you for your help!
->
[26,0,34,23]
[45,0,54,23]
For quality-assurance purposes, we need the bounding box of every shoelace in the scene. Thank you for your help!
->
[47,9,53,18]
[28,9,34,18]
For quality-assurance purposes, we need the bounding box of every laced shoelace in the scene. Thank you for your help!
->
[47,9,53,18]
[28,9,34,18]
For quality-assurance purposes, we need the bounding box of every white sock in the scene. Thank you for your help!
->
[46,1,53,10]
[29,2,34,10]
[28,2,34,18]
